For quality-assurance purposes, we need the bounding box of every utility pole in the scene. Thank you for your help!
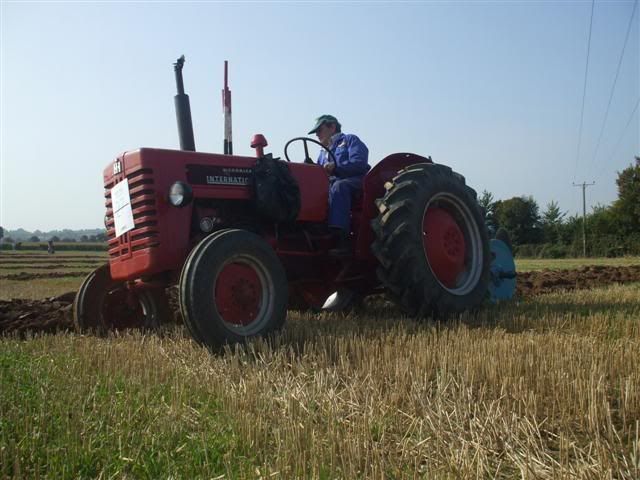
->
[573,181,595,257]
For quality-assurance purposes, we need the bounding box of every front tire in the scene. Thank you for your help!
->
[73,264,170,333]
[371,163,490,317]
[179,229,288,349]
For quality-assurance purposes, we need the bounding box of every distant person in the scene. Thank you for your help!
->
[47,240,55,254]
[308,114,370,255]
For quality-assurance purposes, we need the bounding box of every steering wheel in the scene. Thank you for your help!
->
[284,137,337,165]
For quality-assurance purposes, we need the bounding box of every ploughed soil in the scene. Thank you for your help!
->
[1,266,639,336]
[1,264,99,270]
[0,292,77,335]
[516,265,640,297]
[0,259,104,265]
[0,272,91,280]
[1,255,103,259]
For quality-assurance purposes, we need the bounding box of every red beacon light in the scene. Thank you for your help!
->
[251,134,268,157]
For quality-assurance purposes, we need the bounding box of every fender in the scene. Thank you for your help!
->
[354,153,433,260]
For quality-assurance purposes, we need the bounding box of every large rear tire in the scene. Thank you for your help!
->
[73,264,170,333]
[179,229,288,349]
[371,163,490,317]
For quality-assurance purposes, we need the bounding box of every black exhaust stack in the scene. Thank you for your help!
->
[173,55,196,151]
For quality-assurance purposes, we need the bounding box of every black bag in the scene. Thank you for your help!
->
[252,154,301,223]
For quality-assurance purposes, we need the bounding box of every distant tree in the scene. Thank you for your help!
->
[89,235,97,242]
[586,204,617,237]
[29,235,40,242]
[80,235,89,242]
[95,232,107,242]
[4,237,14,244]
[494,196,542,245]
[50,235,60,242]
[61,237,76,243]
[610,157,640,235]
[478,190,497,233]
[540,200,566,243]
[558,213,582,245]
[0,226,3,242]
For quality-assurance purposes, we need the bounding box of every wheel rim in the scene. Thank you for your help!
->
[213,254,274,335]
[422,193,483,294]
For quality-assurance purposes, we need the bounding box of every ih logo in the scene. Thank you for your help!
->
[113,160,122,175]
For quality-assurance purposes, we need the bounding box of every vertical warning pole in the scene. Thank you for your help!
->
[222,61,233,155]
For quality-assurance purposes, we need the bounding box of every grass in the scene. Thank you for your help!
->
[0,339,253,478]
[0,242,107,252]
[1,283,639,478]
[0,253,104,300]
[0,259,104,265]
[0,267,97,276]
[516,256,640,272]
[0,278,84,301]
[0,256,637,302]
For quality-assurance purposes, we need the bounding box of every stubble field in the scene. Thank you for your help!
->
[1,251,639,478]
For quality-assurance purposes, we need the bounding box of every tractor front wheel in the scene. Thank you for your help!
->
[73,264,170,333]
[372,163,490,317]
[179,229,288,349]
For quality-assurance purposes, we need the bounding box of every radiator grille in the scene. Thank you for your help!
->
[105,168,159,259]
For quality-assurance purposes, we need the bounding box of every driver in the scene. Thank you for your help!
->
[308,114,370,255]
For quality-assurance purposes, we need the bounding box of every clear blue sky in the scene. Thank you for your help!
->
[1,1,638,231]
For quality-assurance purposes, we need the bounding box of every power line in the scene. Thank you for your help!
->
[596,96,640,179]
[573,0,595,183]
[587,0,638,178]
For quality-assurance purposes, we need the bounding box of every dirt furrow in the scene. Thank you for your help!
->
[0,259,105,265]
[1,264,100,270]
[0,255,105,260]
[0,272,91,281]
[1,266,638,335]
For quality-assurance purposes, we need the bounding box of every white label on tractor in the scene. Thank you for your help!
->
[111,179,134,238]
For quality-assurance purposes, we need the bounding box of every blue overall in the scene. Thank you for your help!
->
[317,133,370,231]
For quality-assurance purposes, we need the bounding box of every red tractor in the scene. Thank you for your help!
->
[74,58,514,349]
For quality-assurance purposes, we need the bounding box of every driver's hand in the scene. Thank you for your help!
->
[324,162,336,175]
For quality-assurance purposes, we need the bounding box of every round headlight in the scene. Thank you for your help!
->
[168,181,193,207]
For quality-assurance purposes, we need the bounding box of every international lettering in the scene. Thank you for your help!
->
[206,175,250,185]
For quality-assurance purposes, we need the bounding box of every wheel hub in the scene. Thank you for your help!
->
[423,207,466,288]
[215,262,262,326]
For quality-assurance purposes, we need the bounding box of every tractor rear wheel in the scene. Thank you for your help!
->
[73,264,170,333]
[179,229,288,349]
[371,163,490,317]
